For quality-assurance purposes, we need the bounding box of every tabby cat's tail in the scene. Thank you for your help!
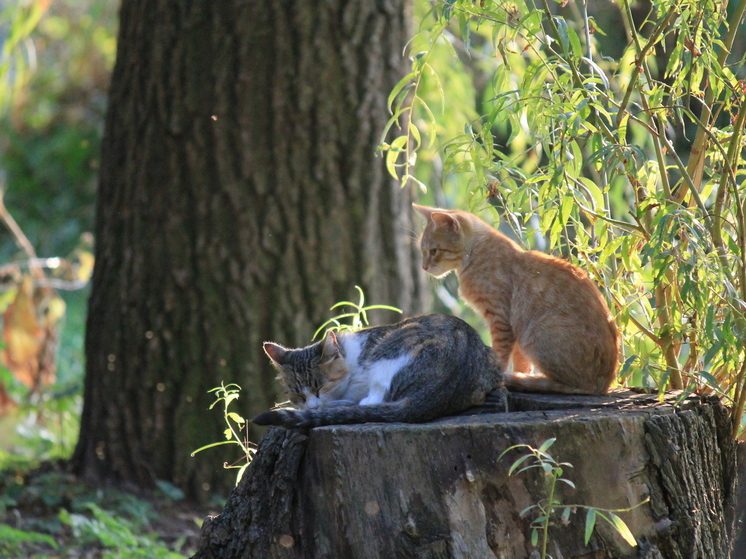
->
[252,400,414,429]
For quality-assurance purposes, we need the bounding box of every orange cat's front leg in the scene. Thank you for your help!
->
[489,321,518,370]
[510,345,532,373]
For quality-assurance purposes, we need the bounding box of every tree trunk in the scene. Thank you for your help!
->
[72,0,423,500]
[193,392,736,558]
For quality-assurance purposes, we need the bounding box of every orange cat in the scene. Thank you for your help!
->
[414,204,619,395]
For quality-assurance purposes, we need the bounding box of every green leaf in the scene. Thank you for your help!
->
[558,478,576,489]
[224,428,233,440]
[560,195,574,224]
[618,112,629,145]
[499,443,529,460]
[227,412,245,425]
[387,72,415,112]
[620,354,639,376]
[190,440,239,457]
[553,16,571,56]
[329,300,359,310]
[0,524,59,550]
[409,122,422,149]
[235,463,249,486]
[584,508,597,544]
[520,504,538,518]
[608,512,637,547]
[507,453,534,476]
[385,135,408,180]
[578,177,605,211]
[538,438,556,453]
[698,371,721,390]
[567,26,583,59]
[404,174,428,193]
[378,108,408,146]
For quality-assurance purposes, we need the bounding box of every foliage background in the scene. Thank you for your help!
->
[1,0,746,554]
[385,0,746,433]
[0,3,204,557]
[0,0,115,465]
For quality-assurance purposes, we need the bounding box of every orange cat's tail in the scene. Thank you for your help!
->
[503,370,607,395]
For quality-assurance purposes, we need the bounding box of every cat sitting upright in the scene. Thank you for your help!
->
[252,314,506,428]
[414,204,619,395]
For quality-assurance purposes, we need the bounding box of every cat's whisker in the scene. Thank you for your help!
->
[397,225,421,243]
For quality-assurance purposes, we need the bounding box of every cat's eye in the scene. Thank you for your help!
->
[429,248,438,257]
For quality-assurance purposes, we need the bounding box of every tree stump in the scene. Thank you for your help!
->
[193,392,736,558]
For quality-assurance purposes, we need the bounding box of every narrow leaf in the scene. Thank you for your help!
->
[558,478,576,489]
[608,512,637,547]
[508,453,534,476]
[538,438,556,453]
[387,72,415,112]
[190,440,239,456]
[584,508,597,544]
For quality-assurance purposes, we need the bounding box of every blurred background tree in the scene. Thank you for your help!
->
[71,0,425,500]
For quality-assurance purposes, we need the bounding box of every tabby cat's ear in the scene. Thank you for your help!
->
[321,330,342,362]
[321,359,347,381]
[431,211,460,232]
[263,342,288,365]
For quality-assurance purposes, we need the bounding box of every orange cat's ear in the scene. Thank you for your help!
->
[263,342,288,365]
[431,211,460,232]
[412,203,435,220]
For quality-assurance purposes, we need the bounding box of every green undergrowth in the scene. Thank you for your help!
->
[0,459,203,558]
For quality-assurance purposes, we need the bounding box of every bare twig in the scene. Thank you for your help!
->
[0,185,38,262]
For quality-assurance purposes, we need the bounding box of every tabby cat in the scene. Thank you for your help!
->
[414,204,619,395]
[253,314,506,428]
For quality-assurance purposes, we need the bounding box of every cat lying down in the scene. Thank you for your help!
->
[252,314,506,429]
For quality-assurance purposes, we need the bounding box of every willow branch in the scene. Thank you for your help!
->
[616,2,680,127]
[620,0,672,197]
[680,0,746,200]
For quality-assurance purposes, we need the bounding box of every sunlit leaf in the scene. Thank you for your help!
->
[608,512,637,547]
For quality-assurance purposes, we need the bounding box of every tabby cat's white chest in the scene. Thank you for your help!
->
[339,334,412,405]
[360,355,411,405]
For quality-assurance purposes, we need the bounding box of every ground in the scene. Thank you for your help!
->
[0,459,212,558]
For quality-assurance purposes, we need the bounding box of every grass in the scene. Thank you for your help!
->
[0,459,205,557]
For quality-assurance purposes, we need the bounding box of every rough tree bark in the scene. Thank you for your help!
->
[72,0,424,499]
[193,392,736,559]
